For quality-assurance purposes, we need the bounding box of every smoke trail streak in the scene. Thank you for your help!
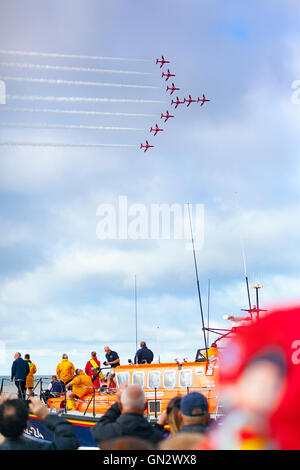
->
[1,76,159,89]
[0,122,143,131]
[1,107,155,117]
[0,142,136,148]
[0,50,150,62]
[7,94,167,104]
[0,62,152,76]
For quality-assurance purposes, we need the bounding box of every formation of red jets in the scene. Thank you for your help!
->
[140,55,211,152]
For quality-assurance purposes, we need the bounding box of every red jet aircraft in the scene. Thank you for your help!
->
[150,124,164,136]
[166,83,180,95]
[161,69,175,81]
[140,140,154,152]
[160,110,174,122]
[198,94,211,106]
[156,55,170,68]
[171,97,185,109]
[184,95,197,107]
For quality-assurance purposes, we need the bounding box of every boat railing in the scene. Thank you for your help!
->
[32,377,52,400]
[0,377,11,395]
[81,366,115,416]
[72,383,219,419]
[0,377,53,401]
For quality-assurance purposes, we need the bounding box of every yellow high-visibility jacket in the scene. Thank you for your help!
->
[56,358,75,384]
[203,347,219,361]
[25,360,37,388]
[67,371,94,398]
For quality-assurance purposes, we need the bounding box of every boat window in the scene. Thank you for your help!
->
[179,369,193,388]
[148,371,161,389]
[116,372,130,387]
[163,370,177,389]
[132,372,145,388]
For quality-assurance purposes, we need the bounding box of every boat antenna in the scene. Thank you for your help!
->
[157,326,161,363]
[253,283,263,319]
[187,203,209,361]
[235,193,252,310]
[134,274,138,352]
[207,279,210,346]
[241,237,252,311]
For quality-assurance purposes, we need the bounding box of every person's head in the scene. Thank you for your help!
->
[211,342,217,348]
[120,385,146,415]
[101,436,154,450]
[220,305,300,449]
[104,346,111,354]
[0,399,28,439]
[140,341,146,348]
[75,369,83,376]
[91,351,97,358]
[51,375,58,382]
[62,353,68,359]
[166,396,182,433]
[233,351,286,415]
[14,352,21,360]
[179,392,210,428]
[159,432,204,450]
[24,354,30,360]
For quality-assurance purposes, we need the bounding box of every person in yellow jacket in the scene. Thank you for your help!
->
[65,369,94,411]
[56,354,75,385]
[24,354,37,397]
[203,343,219,361]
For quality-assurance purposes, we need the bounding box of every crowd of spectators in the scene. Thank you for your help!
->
[1,305,300,450]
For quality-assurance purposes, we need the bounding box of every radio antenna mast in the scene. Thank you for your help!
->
[207,279,210,346]
[134,274,138,352]
[234,193,252,310]
[187,203,209,361]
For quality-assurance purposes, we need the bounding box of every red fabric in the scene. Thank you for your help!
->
[220,305,300,450]
[85,357,101,388]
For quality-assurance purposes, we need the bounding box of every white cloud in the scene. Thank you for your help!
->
[1,0,300,377]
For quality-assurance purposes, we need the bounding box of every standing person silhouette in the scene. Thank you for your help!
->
[10,353,29,400]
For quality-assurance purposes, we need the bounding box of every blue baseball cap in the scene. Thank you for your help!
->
[180,392,209,417]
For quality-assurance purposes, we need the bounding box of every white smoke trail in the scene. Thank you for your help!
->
[1,76,159,89]
[0,62,152,76]
[0,122,144,131]
[1,107,155,117]
[0,50,150,62]
[0,142,136,148]
[7,94,167,104]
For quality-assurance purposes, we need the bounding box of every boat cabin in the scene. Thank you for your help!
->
[47,359,220,419]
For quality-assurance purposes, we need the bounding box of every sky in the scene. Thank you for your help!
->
[1,0,300,374]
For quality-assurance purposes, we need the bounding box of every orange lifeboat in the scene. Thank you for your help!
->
[47,358,220,420]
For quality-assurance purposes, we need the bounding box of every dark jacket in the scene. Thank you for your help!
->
[91,402,163,446]
[179,423,208,434]
[11,357,30,381]
[0,414,79,450]
[50,380,64,395]
[134,347,154,364]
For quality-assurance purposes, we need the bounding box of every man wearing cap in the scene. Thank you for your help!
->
[178,392,210,434]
